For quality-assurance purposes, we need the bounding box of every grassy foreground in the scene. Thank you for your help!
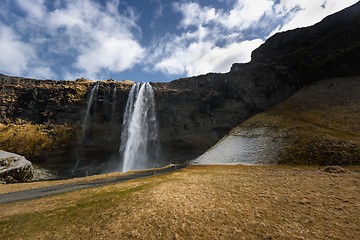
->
[0,165,359,239]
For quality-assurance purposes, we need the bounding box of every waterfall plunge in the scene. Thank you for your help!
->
[120,82,159,172]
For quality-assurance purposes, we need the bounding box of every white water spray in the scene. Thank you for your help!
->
[119,82,159,172]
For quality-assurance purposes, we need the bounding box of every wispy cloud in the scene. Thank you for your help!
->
[0,0,144,79]
[0,23,36,76]
[16,0,46,21]
[278,0,358,31]
[48,0,144,78]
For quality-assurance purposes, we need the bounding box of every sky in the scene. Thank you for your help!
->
[0,0,358,82]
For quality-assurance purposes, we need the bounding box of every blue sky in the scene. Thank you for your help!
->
[0,0,357,82]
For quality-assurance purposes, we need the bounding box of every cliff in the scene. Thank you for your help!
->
[154,1,360,160]
[1,2,360,174]
[0,77,132,174]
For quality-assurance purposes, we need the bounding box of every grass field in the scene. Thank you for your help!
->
[1,165,359,239]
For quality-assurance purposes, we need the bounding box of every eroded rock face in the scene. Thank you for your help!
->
[0,150,33,183]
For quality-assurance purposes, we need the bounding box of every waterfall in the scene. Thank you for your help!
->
[72,81,99,173]
[79,81,99,142]
[119,82,159,172]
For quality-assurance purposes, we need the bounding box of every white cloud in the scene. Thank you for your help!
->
[188,39,264,75]
[0,23,35,76]
[154,41,213,75]
[279,0,358,31]
[0,22,55,79]
[173,0,274,30]
[28,66,55,79]
[153,38,263,76]
[15,0,46,21]
[47,0,145,78]
[173,2,219,28]
[222,0,274,29]
[75,37,144,76]
[1,0,144,79]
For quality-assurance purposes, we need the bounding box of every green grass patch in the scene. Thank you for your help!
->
[0,183,152,239]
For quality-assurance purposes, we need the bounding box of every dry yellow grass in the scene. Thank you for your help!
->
[1,165,359,239]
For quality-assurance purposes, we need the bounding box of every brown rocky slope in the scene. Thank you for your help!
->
[195,77,360,165]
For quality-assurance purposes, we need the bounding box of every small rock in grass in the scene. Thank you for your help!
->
[321,166,349,174]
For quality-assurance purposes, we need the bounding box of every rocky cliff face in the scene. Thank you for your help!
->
[0,76,132,175]
[153,64,298,160]
[0,76,132,125]
[1,2,360,174]
[250,2,360,81]
[154,2,360,161]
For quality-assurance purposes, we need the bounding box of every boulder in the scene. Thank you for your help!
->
[321,166,349,174]
[0,150,33,183]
